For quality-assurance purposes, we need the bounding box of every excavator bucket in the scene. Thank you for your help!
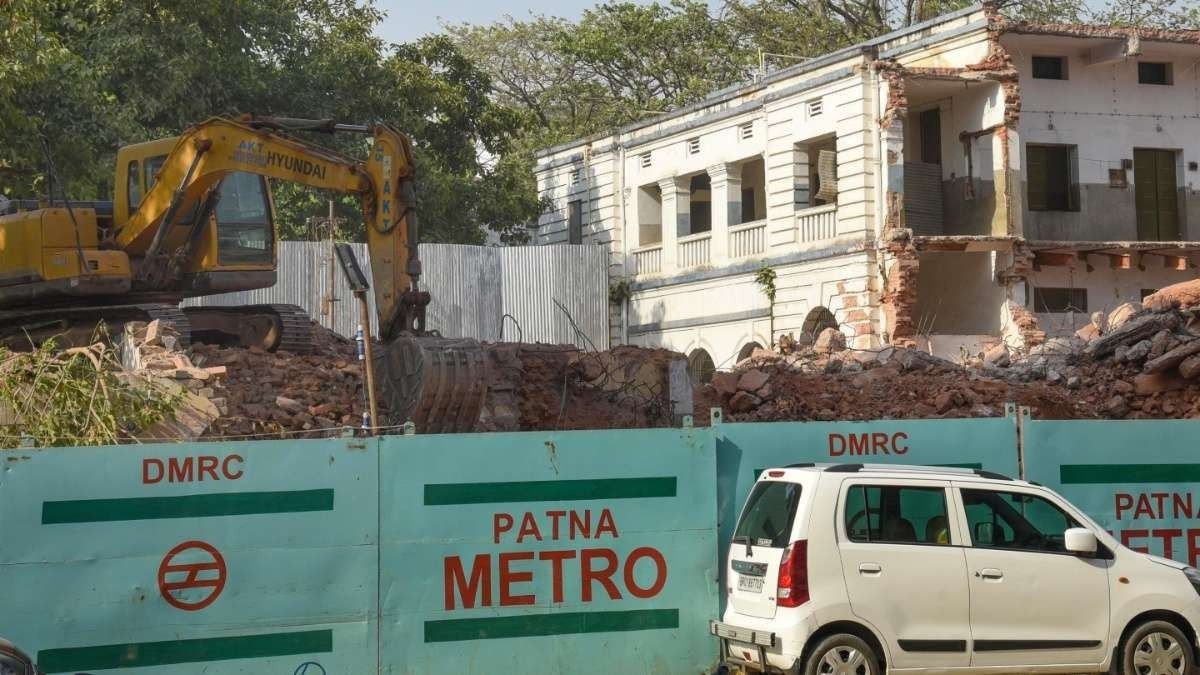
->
[373,336,488,434]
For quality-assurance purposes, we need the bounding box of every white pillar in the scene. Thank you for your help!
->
[708,162,741,264]
[658,177,687,272]
[882,118,905,232]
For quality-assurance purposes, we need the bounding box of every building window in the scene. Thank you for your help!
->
[567,200,583,244]
[807,99,823,117]
[1031,287,1087,313]
[740,122,754,140]
[687,348,715,385]
[1026,145,1078,212]
[687,137,701,155]
[1138,61,1172,85]
[919,108,941,165]
[1032,56,1066,80]
[569,169,581,186]
[640,152,652,168]
[740,156,765,222]
[637,184,663,246]
[688,173,712,233]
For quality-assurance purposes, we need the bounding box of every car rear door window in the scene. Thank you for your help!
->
[845,485,951,545]
[734,481,801,548]
[961,489,1080,553]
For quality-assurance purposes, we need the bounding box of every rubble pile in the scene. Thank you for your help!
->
[115,278,1200,436]
[696,329,1084,422]
[123,321,685,438]
[120,321,226,440]
[192,332,368,439]
[699,279,1200,422]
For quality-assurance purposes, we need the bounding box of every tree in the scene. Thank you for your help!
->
[723,0,978,59]
[1087,0,1200,28]
[450,1,752,149]
[1,1,545,245]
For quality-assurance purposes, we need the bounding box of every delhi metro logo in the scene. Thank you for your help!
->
[157,540,228,611]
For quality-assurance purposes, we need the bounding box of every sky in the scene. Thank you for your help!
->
[373,0,615,43]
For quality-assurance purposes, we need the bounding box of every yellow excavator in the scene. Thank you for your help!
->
[0,115,485,432]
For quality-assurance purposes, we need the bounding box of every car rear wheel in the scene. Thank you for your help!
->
[1119,620,1193,675]
[803,634,879,675]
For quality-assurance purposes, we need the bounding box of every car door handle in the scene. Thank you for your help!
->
[858,563,883,575]
[975,568,1003,580]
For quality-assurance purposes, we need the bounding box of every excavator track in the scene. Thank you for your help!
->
[268,304,316,354]
[0,302,192,349]
[181,303,314,354]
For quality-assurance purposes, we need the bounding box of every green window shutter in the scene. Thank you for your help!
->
[1027,146,1048,211]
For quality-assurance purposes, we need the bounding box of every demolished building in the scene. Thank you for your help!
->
[533,2,1200,376]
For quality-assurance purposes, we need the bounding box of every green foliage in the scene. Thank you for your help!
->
[0,1,543,244]
[450,1,752,148]
[0,336,181,448]
[754,265,777,304]
[609,278,634,305]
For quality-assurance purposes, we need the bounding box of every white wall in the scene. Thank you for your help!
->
[627,250,877,365]
[1008,35,1200,240]
[1029,262,1197,335]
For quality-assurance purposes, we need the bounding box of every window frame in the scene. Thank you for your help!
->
[1026,144,1079,212]
[1031,55,1067,80]
[838,479,956,547]
[954,486,1106,557]
[567,199,583,245]
[734,480,803,549]
[1031,286,1087,314]
[1138,61,1172,86]
[214,172,274,266]
[126,160,142,213]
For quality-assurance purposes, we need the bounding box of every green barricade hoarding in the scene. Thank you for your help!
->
[0,437,379,674]
[379,427,719,674]
[1024,417,1200,566]
[713,408,1021,599]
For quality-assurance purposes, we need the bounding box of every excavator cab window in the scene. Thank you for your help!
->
[215,171,273,264]
[145,155,167,191]
[126,161,142,209]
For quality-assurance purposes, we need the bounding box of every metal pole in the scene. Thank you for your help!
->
[355,289,380,434]
[326,200,336,319]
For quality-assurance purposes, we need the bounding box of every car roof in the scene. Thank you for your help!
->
[761,462,1034,486]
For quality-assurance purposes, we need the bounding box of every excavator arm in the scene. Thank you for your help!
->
[113,115,427,340]
[113,115,485,432]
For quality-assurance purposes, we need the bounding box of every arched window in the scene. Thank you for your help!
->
[737,341,763,362]
[801,306,838,342]
[687,348,716,385]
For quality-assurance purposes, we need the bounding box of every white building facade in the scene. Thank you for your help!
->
[533,3,1200,376]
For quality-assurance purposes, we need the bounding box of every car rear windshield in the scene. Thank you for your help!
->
[734,480,802,548]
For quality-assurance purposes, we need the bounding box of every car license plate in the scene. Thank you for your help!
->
[737,575,764,593]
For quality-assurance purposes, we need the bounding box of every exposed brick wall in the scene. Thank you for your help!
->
[1007,301,1047,349]
[880,235,920,348]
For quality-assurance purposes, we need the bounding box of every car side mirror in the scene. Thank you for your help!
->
[1065,527,1098,555]
[974,522,995,546]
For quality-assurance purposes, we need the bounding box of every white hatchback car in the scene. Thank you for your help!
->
[711,463,1200,675]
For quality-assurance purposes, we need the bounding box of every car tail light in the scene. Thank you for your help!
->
[776,540,810,607]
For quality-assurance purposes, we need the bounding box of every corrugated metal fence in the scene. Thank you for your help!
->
[185,242,609,348]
